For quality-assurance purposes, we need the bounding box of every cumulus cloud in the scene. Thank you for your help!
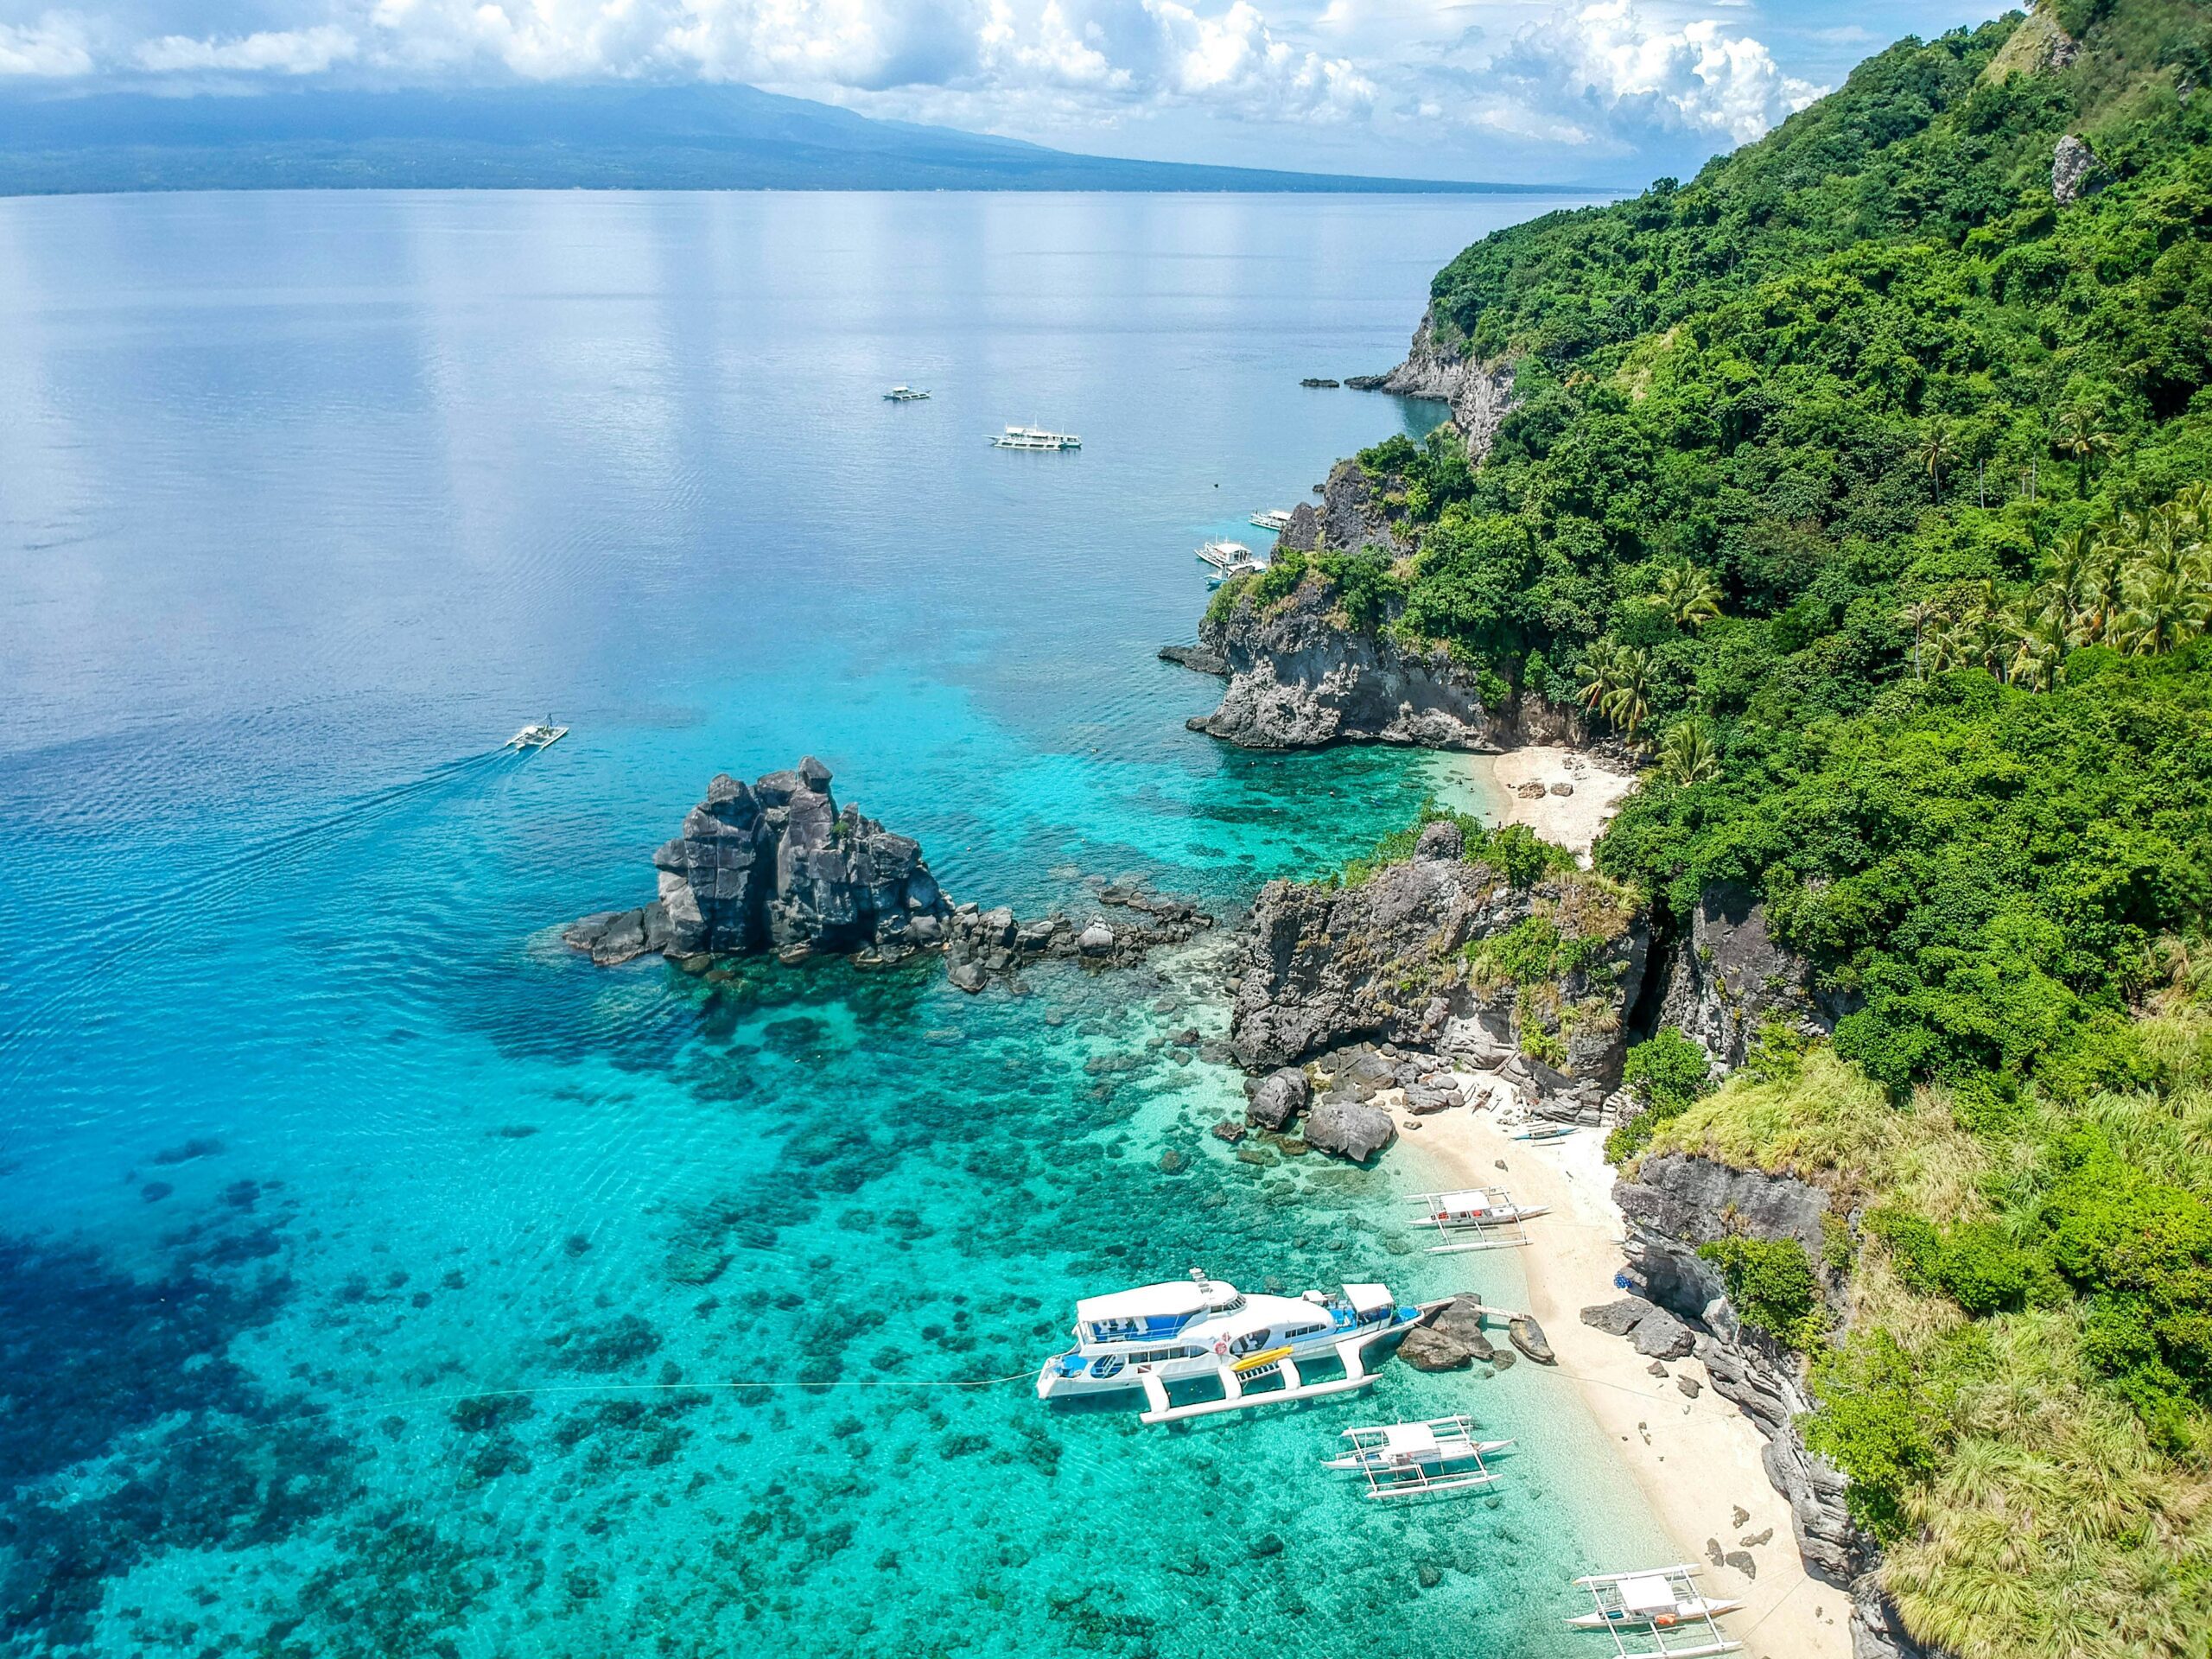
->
[1488,0,1823,148]
[135,22,357,71]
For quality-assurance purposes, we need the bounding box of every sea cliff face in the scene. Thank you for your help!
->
[1228,818,1648,1115]
[1346,307,1519,464]
[1656,884,1858,1070]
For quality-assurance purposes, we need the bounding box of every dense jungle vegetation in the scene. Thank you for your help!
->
[1240,2,2212,1652]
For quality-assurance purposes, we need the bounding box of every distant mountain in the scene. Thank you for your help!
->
[0,83,1560,196]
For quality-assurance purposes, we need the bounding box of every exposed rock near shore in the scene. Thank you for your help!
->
[940,883,1214,991]
[1229,817,1648,1117]
[1612,1153,1924,1659]
[1656,884,1856,1071]
[565,760,951,969]
[1345,307,1520,464]
[1157,643,1227,676]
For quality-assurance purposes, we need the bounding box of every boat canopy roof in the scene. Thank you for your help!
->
[1076,1279,1235,1323]
[1437,1190,1495,1210]
[1618,1576,1681,1614]
[1344,1283,1393,1316]
[1380,1422,1441,1457]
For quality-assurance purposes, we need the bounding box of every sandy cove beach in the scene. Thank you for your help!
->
[1400,1104,1852,1659]
[1490,745,1640,863]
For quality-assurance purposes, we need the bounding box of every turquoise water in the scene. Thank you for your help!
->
[0,190,1669,1656]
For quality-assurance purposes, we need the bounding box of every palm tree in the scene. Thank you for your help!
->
[2074,537,2129,645]
[2042,525,2101,635]
[2117,558,2205,656]
[1896,598,1944,680]
[1647,563,1724,631]
[2052,405,2119,493]
[2009,613,2069,691]
[1657,721,1719,785]
[1576,640,1628,717]
[1918,422,1956,503]
[1602,647,1655,741]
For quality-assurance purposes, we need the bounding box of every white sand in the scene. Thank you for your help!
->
[1489,746,1640,864]
[1400,1104,1851,1659]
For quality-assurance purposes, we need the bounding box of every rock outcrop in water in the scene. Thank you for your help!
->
[940,883,1214,991]
[1228,817,1647,1118]
[1345,308,1519,465]
[564,760,952,968]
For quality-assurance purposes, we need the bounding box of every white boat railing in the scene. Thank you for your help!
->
[1405,1187,1541,1255]
[1326,1414,1512,1500]
[1573,1565,1743,1659]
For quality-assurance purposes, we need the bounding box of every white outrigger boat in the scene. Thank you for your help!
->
[1572,1566,1744,1659]
[1324,1415,1513,1499]
[989,424,1081,450]
[884,385,931,402]
[1037,1269,1422,1425]
[1407,1187,1548,1254]
[1249,508,1294,533]
[1196,538,1257,571]
[1514,1122,1576,1142]
[504,721,568,751]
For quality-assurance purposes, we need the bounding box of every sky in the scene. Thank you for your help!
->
[0,0,2007,182]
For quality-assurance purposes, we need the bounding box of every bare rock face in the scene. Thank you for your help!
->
[1345,306,1520,464]
[564,760,950,968]
[938,884,1213,989]
[2053,133,2103,203]
[1302,1097,1396,1163]
[1228,821,1648,1118]
[1656,884,1857,1072]
[1247,1067,1311,1131]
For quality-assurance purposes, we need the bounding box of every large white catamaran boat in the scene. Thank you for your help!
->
[1036,1269,1421,1424]
[989,424,1082,449]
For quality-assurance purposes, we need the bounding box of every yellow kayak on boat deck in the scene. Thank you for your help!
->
[1231,1345,1294,1375]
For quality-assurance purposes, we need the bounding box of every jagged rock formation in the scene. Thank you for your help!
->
[1228,817,1647,1116]
[940,883,1213,991]
[1656,884,1857,1071]
[2052,133,2104,202]
[1614,1153,1924,1659]
[565,760,951,968]
[1346,307,1520,464]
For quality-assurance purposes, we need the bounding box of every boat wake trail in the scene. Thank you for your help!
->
[0,748,515,1087]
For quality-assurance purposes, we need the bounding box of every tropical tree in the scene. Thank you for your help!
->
[2052,404,2119,493]
[1918,422,1956,503]
[1647,563,1724,631]
[2117,559,2205,656]
[1576,639,1630,717]
[1603,646,1655,740]
[1896,598,1944,680]
[2074,537,2129,646]
[1657,720,1719,785]
[2009,613,2069,692]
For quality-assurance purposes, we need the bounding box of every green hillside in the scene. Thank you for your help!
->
[1232,1,2212,1651]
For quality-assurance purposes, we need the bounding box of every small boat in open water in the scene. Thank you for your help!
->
[1249,508,1294,533]
[884,385,931,402]
[505,721,568,751]
[989,424,1081,450]
[1037,1269,1421,1423]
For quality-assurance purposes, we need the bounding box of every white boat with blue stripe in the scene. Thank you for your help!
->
[1036,1268,1422,1423]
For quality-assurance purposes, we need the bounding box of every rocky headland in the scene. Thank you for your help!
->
[1345,307,1519,464]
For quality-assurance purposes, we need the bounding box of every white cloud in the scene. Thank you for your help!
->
[1488,0,1823,149]
[135,23,358,71]
[0,11,95,73]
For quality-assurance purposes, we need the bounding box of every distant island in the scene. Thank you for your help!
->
[0,83,1599,197]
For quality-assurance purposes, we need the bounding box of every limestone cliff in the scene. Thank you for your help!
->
[565,760,951,968]
[1614,1154,1925,1659]
[1346,307,1519,464]
[1656,884,1858,1071]
[1228,818,1647,1116]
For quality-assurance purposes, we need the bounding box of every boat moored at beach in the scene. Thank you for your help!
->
[1572,1566,1744,1659]
[1407,1187,1548,1253]
[989,424,1081,449]
[1037,1269,1421,1422]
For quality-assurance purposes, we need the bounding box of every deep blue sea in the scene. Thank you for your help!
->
[0,189,1669,1658]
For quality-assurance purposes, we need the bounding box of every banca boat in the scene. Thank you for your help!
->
[989,424,1081,449]
[1196,538,1256,570]
[1037,1269,1421,1424]
[1572,1566,1744,1659]
[1249,508,1294,533]
[1324,1414,1514,1499]
[505,721,568,751]
[1406,1187,1548,1254]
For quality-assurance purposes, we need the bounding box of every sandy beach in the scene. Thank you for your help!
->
[1490,745,1641,862]
[1402,1105,1852,1659]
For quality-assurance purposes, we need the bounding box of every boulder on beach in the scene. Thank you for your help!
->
[1509,1315,1555,1364]
[1248,1067,1311,1131]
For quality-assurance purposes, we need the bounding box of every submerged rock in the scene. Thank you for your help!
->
[564,760,950,968]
